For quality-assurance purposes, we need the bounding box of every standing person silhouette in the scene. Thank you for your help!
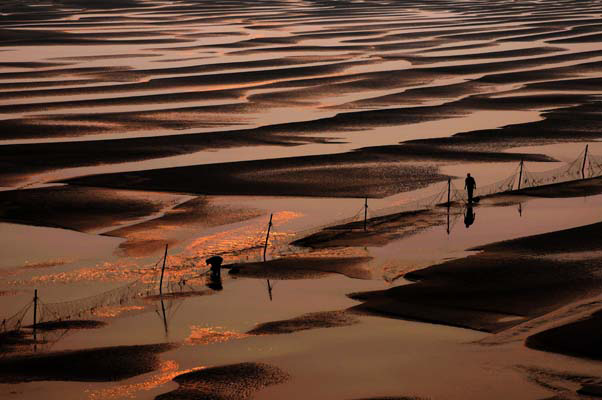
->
[464,173,476,203]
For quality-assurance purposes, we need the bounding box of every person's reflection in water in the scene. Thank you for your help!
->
[207,273,223,291]
[464,205,476,228]
[206,256,223,291]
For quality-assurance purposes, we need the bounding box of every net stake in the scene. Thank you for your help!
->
[582,144,589,179]
[159,244,168,296]
[33,289,38,347]
[263,214,273,262]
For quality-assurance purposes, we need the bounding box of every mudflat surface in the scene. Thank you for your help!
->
[526,310,602,360]
[2,0,602,399]
[156,362,289,400]
[350,221,602,332]
[0,343,177,382]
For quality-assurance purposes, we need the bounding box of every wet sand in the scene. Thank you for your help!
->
[350,218,602,332]
[0,343,177,383]
[156,362,289,400]
[247,311,359,335]
[229,256,373,280]
[0,0,601,190]
[2,0,602,399]
[525,310,602,361]
[292,209,445,248]
[62,154,449,198]
[25,320,107,331]
[0,186,179,232]
[61,145,551,198]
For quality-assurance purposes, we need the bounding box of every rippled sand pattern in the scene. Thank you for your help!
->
[1,0,602,186]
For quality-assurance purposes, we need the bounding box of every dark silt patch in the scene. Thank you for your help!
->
[1,320,107,353]
[405,100,602,152]
[291,176,602,250]
[518,365,602,399]
[0,331,35,354]
[0,343,177,382]
[0,185,166,232]
[247,311,360,335]
[525,310,602,360]
[228,257,372,280]
[155,362,290,400]
[511,176,602,198]
[23,320,107,331]
[105,196,264,257]
[349,219,602,333]
[63,154,449,198]
[292,209,447,249]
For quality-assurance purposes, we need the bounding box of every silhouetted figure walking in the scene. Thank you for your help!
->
[206,256,223,291]
[465,173,476,203]
[464,205,476,228]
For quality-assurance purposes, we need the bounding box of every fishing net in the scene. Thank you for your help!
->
[4,147,601,328]
[369,185,449,219]
[37,280,153,323]
[289,205,368,243]
[287,147,595,248]
[519,150,586,189]
[587,153,602,178]
[0,300,33,333]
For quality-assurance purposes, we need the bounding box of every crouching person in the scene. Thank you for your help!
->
[205,255,223,291]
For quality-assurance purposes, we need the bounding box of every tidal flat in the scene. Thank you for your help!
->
[1,0,602,399]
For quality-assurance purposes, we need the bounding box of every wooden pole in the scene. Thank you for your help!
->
[33,289,38,344]
[159,244,168,296]
[447,178,451,206]
[363,198,368,231]
[517,160,524,190]
[263,214,273,262]
[582,144,589,179]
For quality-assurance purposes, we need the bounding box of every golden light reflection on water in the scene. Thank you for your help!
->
[92,305,146,318]
[5,207,360,289]
[272,211,303,224]
[4,208,355,293]
[184,325,250,346]
[1,259,71,278]
[21,259,70,269]
[8,259,146,286]
[86,360,205,400]
[183,210,303,262]
[298,247,369,259]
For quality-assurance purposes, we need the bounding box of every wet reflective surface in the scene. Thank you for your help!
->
[2,0,602,398]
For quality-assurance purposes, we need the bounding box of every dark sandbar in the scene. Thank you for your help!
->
[156,362,289,400]
[525,310,602,360]
[0,343,177,382]
[247,310,359,335]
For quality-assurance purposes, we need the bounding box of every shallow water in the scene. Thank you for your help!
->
[2,0,602,398]
[371,193,602,280]
[2,187,602,399]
